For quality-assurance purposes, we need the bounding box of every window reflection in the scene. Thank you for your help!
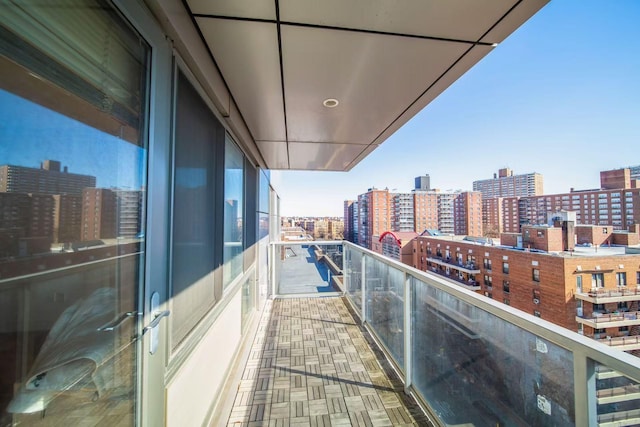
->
[223,137,244,288]
[0,1,149,424]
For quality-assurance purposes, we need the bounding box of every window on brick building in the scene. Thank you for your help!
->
[533,310,541,318]
[532,268,540,282]
[616,272,626,287]
[503,280,510,293]
[637,272,640,285]
[591,273,604,288]
[503,262,509,274]
[576,276,583,293]
[484,258,492,270]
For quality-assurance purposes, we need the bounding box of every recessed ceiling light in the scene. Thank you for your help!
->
[323,98,339,108]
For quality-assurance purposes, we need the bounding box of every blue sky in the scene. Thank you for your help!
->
[274,0,640,217]
[0,90,145,190]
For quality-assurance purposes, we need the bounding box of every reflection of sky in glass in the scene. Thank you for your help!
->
[225,140,243,214]
[0,90,145,189]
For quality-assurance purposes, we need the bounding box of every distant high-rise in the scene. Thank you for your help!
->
[343,200,357,242]
[474,169,543,235]
[345,182,482,249]
[454,191,483,236]
[600,166,640,190]
[493,166,640,234]
[392,193,414,232]
[472,169,543,199]
[357,188,391,249]
[414,175,431,191]
[0,160,96,195]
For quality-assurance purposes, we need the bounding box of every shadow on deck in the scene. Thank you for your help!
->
[226,297,433,426]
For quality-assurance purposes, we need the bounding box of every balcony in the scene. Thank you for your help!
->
[575,287,640,303]
[576,311,640,328]
[593,335,640,352]
[426,256,481,274]
[261,241,640,427]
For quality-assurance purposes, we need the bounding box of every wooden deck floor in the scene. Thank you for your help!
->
[227,297,431,427]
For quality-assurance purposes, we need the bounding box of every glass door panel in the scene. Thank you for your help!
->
[0,1,149,425]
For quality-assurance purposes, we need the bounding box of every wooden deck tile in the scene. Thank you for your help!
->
[225,297,430,426]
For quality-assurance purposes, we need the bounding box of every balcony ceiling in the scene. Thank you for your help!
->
[186,0,548,170]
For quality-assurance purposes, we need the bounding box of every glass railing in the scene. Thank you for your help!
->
[272,240,640,426]
[341,241,640,427]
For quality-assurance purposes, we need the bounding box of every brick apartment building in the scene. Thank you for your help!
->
[347,178,482,250]
[482,166,640,234]
[473,168,544,199]
[371,230,419,261]
[402,221,640,355]
[357,188,392,249]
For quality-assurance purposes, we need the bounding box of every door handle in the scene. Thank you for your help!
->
[98,311,142,331]
[142,310,170,334]
[143,292,170,354]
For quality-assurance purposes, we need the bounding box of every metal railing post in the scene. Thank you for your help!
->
[361,254,367,324]
[573,351,597,426]
[270,243,276,298]
[404,272,412,392]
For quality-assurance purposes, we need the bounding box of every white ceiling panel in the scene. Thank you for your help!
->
[187,0,275,20]
[288,143,369,170]
[370,44,494,150]
[256,141,289,169]
[281,26,470,144]
[279,0,517,42]
[185,0,549,171]
[196,17,286,141]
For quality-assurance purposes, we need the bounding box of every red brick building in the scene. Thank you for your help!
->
[403,227,640,355]
[483,167,640,235]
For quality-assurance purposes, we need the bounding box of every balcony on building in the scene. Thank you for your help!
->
[575,286,640,304]
[576,311,640,329]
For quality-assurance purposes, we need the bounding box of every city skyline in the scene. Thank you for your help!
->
[273,0,640,217]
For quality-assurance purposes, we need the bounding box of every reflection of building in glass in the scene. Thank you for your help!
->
[0,193,55,257]
[115,190,144,238]
[0,160,96,195]
[0,193,30,257]
[81,189,117,241]
[53,194,83,243]
[27,194,55,243]
[224,199,240,241]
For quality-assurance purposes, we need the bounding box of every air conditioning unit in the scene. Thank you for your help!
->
[533,298,540,305]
